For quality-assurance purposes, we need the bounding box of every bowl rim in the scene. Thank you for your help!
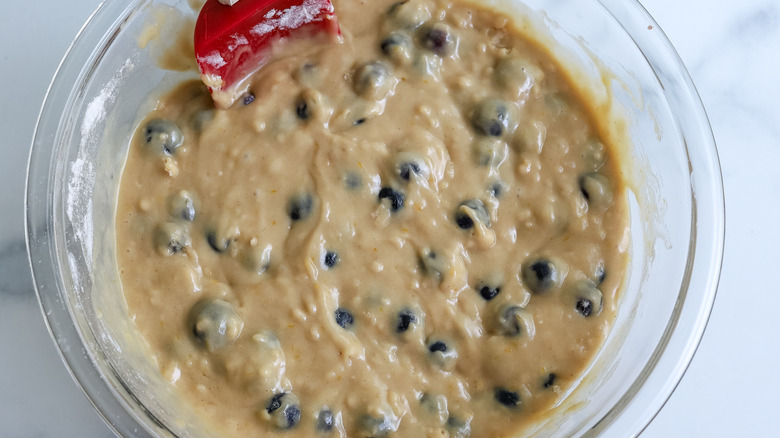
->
[25,0,159,436]
[25,0,725,436]
[585,0,725,435]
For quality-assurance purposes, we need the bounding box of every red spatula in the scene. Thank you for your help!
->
[194,0,340,108]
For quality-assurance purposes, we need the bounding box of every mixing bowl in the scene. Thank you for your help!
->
[26,0,724,436]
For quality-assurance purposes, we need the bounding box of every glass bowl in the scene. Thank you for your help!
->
[25,0,724,436]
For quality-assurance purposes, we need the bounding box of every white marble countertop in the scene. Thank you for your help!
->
[1,0,777,436]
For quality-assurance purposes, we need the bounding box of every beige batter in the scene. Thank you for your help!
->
[116,0,629,436]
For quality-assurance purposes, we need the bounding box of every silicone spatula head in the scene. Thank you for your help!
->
[194,0,340,108]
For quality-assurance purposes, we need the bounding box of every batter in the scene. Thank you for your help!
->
[116,0,629,436]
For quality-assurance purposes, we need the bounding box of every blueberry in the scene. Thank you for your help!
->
[477,283,500,301]
[582,138,607,171]
[295,89,328,122]
[295,98,310,120]
[394,152,429,183]
[323,251,339,269]
[446,416,472,438]
[267,393,283,412]
[420,393,448,425]
[335,308,354,329]
[398,162,420,181]
[420,392,446,408]
[387,0,431,29]
[190,298,243,352]
[353,61,394,100]
[493,57,544,99]
[543,373,556,388]
[522,258,563,294]
[380,32,414,64]
[579,172,613,209]
[358,413,396,437]
[456,214,474,229]
[288,193,315,221]
[242,92,255,105]
[317,408,334,432]
[296,62,318,83]
[285,406,301,428]
[595,263,607,284]
[495,388,520,408]
[454,199,491,230]
[240,244,271,276]
[421,23,456,56]
[419,248,447,278]
[266,392,301,430]
[143,119,183,155]
[473,137,508,168]
[576,300,593,317]
[153,222,191,256]
[496,305,534,337]
[573,281,604,317]
[489,181,505,198]
[378,187,405,212]
[167,190,196,221]
[428,341,447,353]
[344,172,362,190]
[206,230,231,253]
[427,338,457,370]
[396,309,417,333]
[204,222,238,254]
[472,99,514,137]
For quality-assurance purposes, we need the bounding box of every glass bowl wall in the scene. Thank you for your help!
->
[26,0,724,436]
